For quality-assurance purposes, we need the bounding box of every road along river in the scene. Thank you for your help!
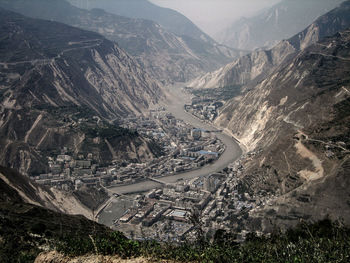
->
[108,85,242,194]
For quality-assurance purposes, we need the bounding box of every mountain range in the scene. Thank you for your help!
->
[68,0,212,43]
[189,1,350,91]
[0,8,162,175]
[217,0,344,50]
[0,0,244,84]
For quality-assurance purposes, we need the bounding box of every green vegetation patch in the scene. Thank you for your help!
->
[51,219,350,262]
[33,105,95,120]
[82,124,137,140]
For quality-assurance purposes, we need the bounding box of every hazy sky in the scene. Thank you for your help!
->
[149,0,281,37]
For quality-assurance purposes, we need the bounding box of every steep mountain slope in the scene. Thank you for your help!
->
[216,29,350,231]
[0,9,162,175]
[189,1,350,90]
[0,8,162,118]
[218,0,344,50]
[0,0,243,83]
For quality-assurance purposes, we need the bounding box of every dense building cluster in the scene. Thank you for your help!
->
[33,108,224,192]
[112,157,263,242]
[185,97,222,122]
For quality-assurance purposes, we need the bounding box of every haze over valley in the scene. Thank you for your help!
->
[0,1,349,262]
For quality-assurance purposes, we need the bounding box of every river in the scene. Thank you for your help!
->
[108,85,242,194]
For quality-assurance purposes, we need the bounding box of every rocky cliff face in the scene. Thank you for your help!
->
[189,1,350,91]
[0,9,162,175]
[216,29,350,231]
[217,0,344,50]
[0,0,244,84]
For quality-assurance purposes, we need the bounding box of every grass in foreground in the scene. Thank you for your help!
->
[56,219,350,263]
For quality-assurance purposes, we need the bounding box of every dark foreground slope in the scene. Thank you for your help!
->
[0,0,243,84]
[0,180,111,262]
[0,165,111,261]
[216,28,350,231]
[0,9,162,175]
[0,166,83,213]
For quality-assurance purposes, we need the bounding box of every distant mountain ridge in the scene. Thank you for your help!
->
[0,0,244,84]
[68,0,214,43]
[217,0,344,50]
[189,1,350,90]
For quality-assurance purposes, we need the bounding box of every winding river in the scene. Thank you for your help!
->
[108,85,242,194]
